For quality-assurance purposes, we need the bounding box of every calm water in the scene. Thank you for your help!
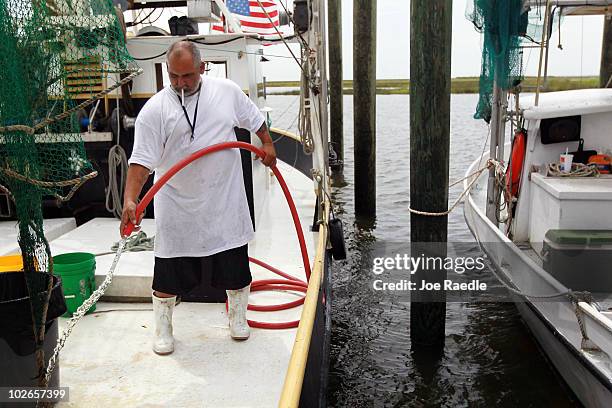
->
[267,94,580,408]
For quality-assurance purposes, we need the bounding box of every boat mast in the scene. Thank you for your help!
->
[535,0,553,106]
[485,80,507,224]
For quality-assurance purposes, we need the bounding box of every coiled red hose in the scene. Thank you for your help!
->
[122,141,312,329]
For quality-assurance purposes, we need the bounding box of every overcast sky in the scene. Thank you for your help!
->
[262,0,605,81]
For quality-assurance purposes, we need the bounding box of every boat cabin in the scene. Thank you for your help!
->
[509,89,612,253]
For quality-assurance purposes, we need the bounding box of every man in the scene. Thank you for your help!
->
[120,40,276,355]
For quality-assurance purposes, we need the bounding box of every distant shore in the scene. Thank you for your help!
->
[265,76,599,95]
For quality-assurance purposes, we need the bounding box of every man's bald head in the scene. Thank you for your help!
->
[167,40,202,68]
[166,40,205,95]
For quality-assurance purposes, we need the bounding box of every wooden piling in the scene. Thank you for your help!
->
[409,0,452,347]
[329,0,344,174]
[353,0,376,218]
[601,17,612,88]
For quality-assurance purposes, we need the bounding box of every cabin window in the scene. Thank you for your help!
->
[540,115,581,145]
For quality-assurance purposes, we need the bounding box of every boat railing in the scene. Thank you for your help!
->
[279,199,329,407]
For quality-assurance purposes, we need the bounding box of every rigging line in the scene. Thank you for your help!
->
[196,44,298,59]
[254,0,308,77]
[130,37,299,60]
[287,110,299,131]
[127,8,156,27]
[257,34,298,43]
[275,95,300,122]
[147,7,165,25]
[276,0,311,50]
[132,50,167,61]
[132,45,297,61]
[580,15,584,86]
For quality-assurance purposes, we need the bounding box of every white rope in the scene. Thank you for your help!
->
[547,162,599,178]
[105,99,128,219]
[43,239,128,385]
[408,159,503,217]
[105,144,128,218]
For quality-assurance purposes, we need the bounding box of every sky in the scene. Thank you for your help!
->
[262,0,605,81]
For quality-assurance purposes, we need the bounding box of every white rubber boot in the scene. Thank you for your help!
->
[152,293,176,355]
[227,285,251,340]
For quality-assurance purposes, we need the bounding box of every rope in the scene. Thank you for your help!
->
[44,239,128,385]
[255,0,309,80]
[93,231,154,257]
[0,168,98,202]
[0,68,142,135]
[111,231,154,252]
[408,159,503,217]
[568,292,601,351]
[470,219,600,350]
[105,98,128,220]
[105,144,127,218]
[547,162,599,177]
[0,182,14,203]
[298,53,314,154]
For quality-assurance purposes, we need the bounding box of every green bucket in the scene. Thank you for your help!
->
[53,252,96,317]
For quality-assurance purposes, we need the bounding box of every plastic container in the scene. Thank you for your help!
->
[560,153,573,172]
[542,229,612,292]
[52,252,96,316]
[1,271,66,404]
[0,255,23,273]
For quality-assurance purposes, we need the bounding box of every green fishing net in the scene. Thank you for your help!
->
[466,0,560,122]
[0,0,140,384]
[466,0,527,122]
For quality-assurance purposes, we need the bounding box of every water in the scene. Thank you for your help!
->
[266,94,580,407]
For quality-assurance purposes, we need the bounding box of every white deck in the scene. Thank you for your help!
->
[53,161,317,407]
[0,218,76,256]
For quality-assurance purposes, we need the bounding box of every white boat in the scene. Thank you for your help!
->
[0,0,339,406]
[465,2,612,406]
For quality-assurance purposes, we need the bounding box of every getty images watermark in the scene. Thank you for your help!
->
[362,242,511,302]
[372,252,487,291]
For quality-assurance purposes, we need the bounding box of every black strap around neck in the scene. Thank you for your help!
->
[179,84,202,141]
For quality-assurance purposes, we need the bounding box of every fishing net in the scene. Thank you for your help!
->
[0,0,140,385]
[466,0,560,122]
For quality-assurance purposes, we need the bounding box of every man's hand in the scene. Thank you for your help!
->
[260,142,277,167]
[255,122,277,167]
[120,200,142,238]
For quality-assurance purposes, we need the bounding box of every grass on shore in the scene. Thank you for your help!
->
[266,76,600,95]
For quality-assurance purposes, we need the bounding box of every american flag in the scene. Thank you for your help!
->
[212,0,281,37]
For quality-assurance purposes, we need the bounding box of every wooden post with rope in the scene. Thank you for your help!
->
[329,0,344,175]
[601,15,612,88]
[409,0,452,348]
[353,0,376,218]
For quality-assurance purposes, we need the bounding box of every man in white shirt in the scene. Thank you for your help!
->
[120,40,276,355]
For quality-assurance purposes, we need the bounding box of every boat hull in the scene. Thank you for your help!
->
[463,156,612,408]
[516,300,611,407]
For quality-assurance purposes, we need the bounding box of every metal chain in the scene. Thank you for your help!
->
[43,239,127,385]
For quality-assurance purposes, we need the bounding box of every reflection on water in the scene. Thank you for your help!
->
[266,95,580,407]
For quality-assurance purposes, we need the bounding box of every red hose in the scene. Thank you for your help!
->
[122,141,311,329]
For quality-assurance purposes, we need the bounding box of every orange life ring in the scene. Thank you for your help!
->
[505,130,527,198]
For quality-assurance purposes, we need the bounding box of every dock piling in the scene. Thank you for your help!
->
[601,16,612,88]
[409,0,452,347]
[353,0,377,219]
[329,0,344,175]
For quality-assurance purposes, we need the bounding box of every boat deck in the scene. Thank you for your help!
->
[0,218,76,256]
[51,161,317,407]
